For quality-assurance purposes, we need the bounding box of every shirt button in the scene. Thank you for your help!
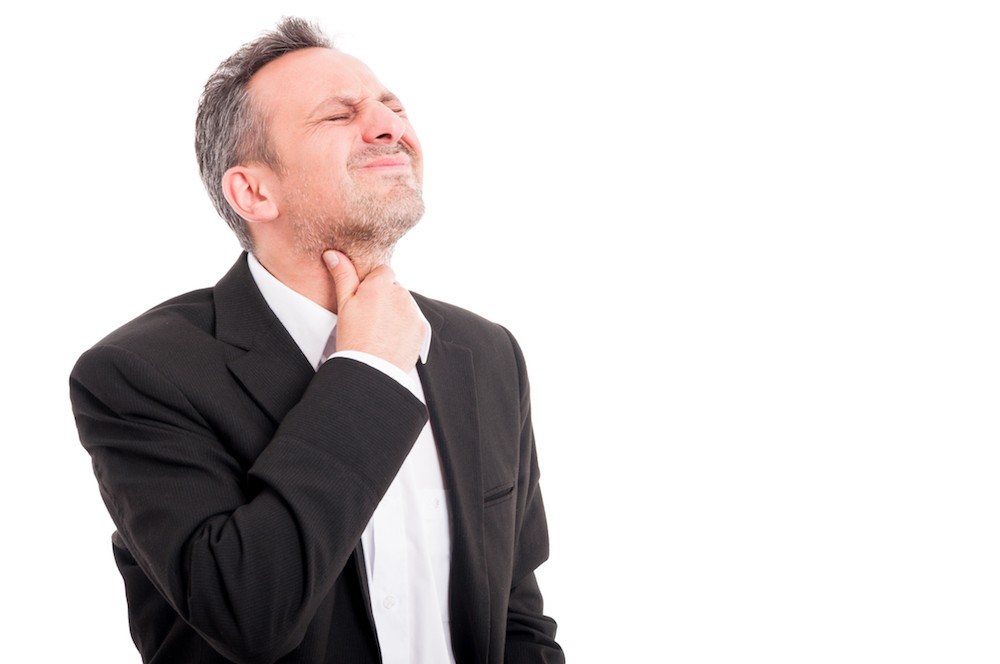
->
[433,498,441,509]
[382,595,397,610]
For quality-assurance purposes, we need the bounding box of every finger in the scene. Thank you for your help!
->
[365,264,398,284]
[360,265,407,293]
[322,250,360,311]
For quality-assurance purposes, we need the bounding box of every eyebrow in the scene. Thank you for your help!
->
[309,92,402,117]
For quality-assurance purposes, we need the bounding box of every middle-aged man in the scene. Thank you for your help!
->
[69,17,563,664]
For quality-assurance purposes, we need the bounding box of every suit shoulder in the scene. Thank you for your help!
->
[412,293,530,382]
[74,287,219,375]
[100,287,215,346]
[413,293,517,345]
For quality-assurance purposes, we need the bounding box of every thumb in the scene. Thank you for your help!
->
[323,250,359,311]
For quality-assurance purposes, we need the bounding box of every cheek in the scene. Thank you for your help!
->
[406,139,424,182]
[402,125,422,154]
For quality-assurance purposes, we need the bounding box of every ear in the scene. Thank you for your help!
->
[222,164,279,224]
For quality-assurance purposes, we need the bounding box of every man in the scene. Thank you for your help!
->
[70,17,563,664]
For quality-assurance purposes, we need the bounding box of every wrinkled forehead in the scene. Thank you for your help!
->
[249,47,387,116]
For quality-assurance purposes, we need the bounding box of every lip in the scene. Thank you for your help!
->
[360,156,411,169]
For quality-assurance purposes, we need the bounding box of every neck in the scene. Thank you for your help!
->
[252,245,391,314]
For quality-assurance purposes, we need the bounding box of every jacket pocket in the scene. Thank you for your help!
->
[483,481,515,507]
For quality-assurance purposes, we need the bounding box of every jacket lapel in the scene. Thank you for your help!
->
[416,297,490,664]
[213,254,315,424]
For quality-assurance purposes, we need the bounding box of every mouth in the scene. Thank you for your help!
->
[359,155,411,169]
[351,144,418,172]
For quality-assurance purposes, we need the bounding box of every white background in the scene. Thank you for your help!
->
[3,1,999,661]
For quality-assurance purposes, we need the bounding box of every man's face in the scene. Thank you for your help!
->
[249,47,424,260]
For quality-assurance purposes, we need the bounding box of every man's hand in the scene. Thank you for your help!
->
[323,250,424,372]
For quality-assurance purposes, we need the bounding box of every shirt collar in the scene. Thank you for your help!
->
[247,253,431,370]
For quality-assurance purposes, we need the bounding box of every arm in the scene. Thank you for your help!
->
[71,252,427,664]
[71,349,423,664]
[503,329,565,663]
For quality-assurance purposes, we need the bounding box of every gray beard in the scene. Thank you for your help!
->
[290,181,425,269]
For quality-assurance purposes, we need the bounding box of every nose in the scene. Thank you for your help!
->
[361,102,406,144]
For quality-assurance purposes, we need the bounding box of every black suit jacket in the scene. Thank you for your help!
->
[70,255,563,664]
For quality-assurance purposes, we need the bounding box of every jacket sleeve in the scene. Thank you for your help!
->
[503,330,566,663]
[70,344,426,664]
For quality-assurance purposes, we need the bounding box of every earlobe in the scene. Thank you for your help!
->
[222,165,279,223]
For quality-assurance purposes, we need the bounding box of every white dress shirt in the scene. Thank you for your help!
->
[248,254,456,664]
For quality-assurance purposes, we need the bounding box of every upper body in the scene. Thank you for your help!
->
[71,253,560,663]
[69,17,562,664]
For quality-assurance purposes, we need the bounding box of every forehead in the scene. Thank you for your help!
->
[249,47,387,114]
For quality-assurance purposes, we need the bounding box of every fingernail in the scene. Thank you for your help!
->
[323,251,339,268]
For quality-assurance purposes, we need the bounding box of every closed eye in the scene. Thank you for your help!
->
[380,93,406,117]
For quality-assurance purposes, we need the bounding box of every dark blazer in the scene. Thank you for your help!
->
[70,254,563,664]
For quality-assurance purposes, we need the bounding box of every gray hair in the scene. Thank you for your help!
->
[195,17,332,251]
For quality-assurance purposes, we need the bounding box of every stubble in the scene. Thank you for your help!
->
[287,148,425,270]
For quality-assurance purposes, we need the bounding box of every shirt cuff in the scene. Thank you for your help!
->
[327,350,422,401]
